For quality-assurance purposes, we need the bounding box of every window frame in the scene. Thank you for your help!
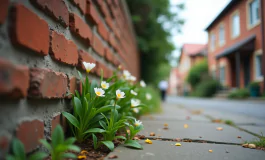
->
[210,32,216,51]
[253,49,263,81]
[230,10,240,39]
[218,23,225,47]
[246,0,261,30]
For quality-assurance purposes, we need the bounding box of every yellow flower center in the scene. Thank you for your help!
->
[117,93,121,98]
[96,91,101,96]
[102,84,106,88]
[86,69,91,73]
[135,123,139,126]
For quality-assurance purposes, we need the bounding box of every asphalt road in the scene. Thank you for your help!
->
[167,96,265,120]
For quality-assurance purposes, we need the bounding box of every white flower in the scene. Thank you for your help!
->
[83,62,96,73]
[116,89,125,99]
[133,108,139,114]
[129,76,136,81]
[123,70,131,78]
[134,120,142,127]
[130,90,138,96]
[146,93,152,100]
[94,88,105,97]
[101,81,109,89]
[131,99,140,107]
[140,80,146,87]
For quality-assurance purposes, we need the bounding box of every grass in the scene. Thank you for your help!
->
[224,120,235,125]
[249,133,265,148]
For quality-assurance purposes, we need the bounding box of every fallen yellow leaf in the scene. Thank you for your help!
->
[175,143,181,146]
[78,155,87,159]
[164,123,168,127]
[150,132,156,136]
[209,150,213,153]
[184,124,188,128]
[80,150,88,155]
[145,139,153,144]
[216,127,223,131]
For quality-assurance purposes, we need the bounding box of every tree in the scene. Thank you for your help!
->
[126,0,184,85]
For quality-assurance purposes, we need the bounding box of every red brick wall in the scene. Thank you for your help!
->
[207,0,263,88]
[0,0,139,156]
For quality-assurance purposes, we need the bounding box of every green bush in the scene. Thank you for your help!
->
[191,79,220,97]
[228,89,250,99]
[186,60,208,89]
[249,81,260,88]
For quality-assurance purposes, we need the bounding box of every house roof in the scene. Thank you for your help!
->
[182,43,207,56]
[205,0,239,31]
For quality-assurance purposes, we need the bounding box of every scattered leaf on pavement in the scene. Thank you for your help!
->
[150,132,156,136]
[80,150,89,155]
[78,155,87,159]
[242,143,249,148]
[108,155,118,159]
[145,139,153,144]
[164,123,168,127]
[175,138,181,142]
[209,150,213,153]
[216,127,223,131]
[248,144,256,149]
[237,136,241,138]
[175,143,181,146]
[184,124,188,128]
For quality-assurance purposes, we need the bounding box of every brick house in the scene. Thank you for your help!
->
[177,44,207,95]
[206,0,264,92]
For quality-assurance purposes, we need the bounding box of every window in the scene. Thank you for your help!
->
[212,70,216,79]
[219,24,225,46]
[210,33,216,50]
[232,12,240,38]
[255,54,263,79]
[248,0,260,26]
[219,66,226,85]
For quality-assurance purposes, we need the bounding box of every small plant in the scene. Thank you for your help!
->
[40,125,80,160]
[224,120,234,125]
[248,133,265,148]
[124,119,144,149]
[228,89,250,99]
[6,139,47,160]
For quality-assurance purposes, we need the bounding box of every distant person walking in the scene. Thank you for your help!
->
[158,80,168,101]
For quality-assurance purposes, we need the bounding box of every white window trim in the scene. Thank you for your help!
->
[253,49,263,81]
[230,10,240,39]
[246,0,261,30]
[210,32,216,51]
[218,23,225,47]
[219,62,226,85]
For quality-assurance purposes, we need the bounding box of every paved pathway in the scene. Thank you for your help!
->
[105,97,265,160]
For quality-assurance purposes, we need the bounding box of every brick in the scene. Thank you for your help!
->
[70,0,86,14]
[113,58,120,67]
[68,76,77,97]
[30,0,69,27]
[105,48,113,63]
[0,135,10,157]
[98,22,109,41]
[109,34,117,51]
[16,119,44,153]
[105,16,113,30]
[78,50,96,73]
[10,4,49,56]
[29,68,68,98]
[0,59,29,98]
[92,35,105,57]
[86,1,100,24]
[0,0,9,24]
[69,13,92,45]
[50,31,78,66]
[51,114,60,134]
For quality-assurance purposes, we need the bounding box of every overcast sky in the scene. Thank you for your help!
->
[170,0,231,59]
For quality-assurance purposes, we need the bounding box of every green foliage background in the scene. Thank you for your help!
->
[126,0,184,85]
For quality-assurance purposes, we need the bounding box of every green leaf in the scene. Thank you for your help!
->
[52,125,64,148]
[115,136,126,140]
[90,80,98,97]
[61,152,77,159]
[84,128,106,134]
[89,114,104,125]
[6,155,15,160]
[12,138,26,159]
[66,145,81,152]
[96,105,113,114]
[75,90,80,99]
[77,71,83,81]
[64,137,76,145]
[62,112,80,129]
[99,120,107,130]
[101,141,114,151]
[73,97,82,117]
[124,140,143,149]
[39,139,52,151]
[28,152,48,160]
[92,134,98,149]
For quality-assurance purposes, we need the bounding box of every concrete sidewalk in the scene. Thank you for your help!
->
[105,100,265,160]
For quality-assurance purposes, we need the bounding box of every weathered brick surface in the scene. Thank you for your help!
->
[78,50,97,73]
[30,0,69,27]
[70,0,86,14]
[109,34,117,51]
[0,59,29,98]
[29,68,68,98]
[50,31,78,66]
[86,1,100,24]
[51,114,60,134]
[0,0,9,24]
[93,35,105,57]
[105,48,113,63]
[10,4,49,56]
[0,135,10,157]
[16,120,44,152]
[68,76,77,97]
[69,13,92,45]
[98,22,109,41]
